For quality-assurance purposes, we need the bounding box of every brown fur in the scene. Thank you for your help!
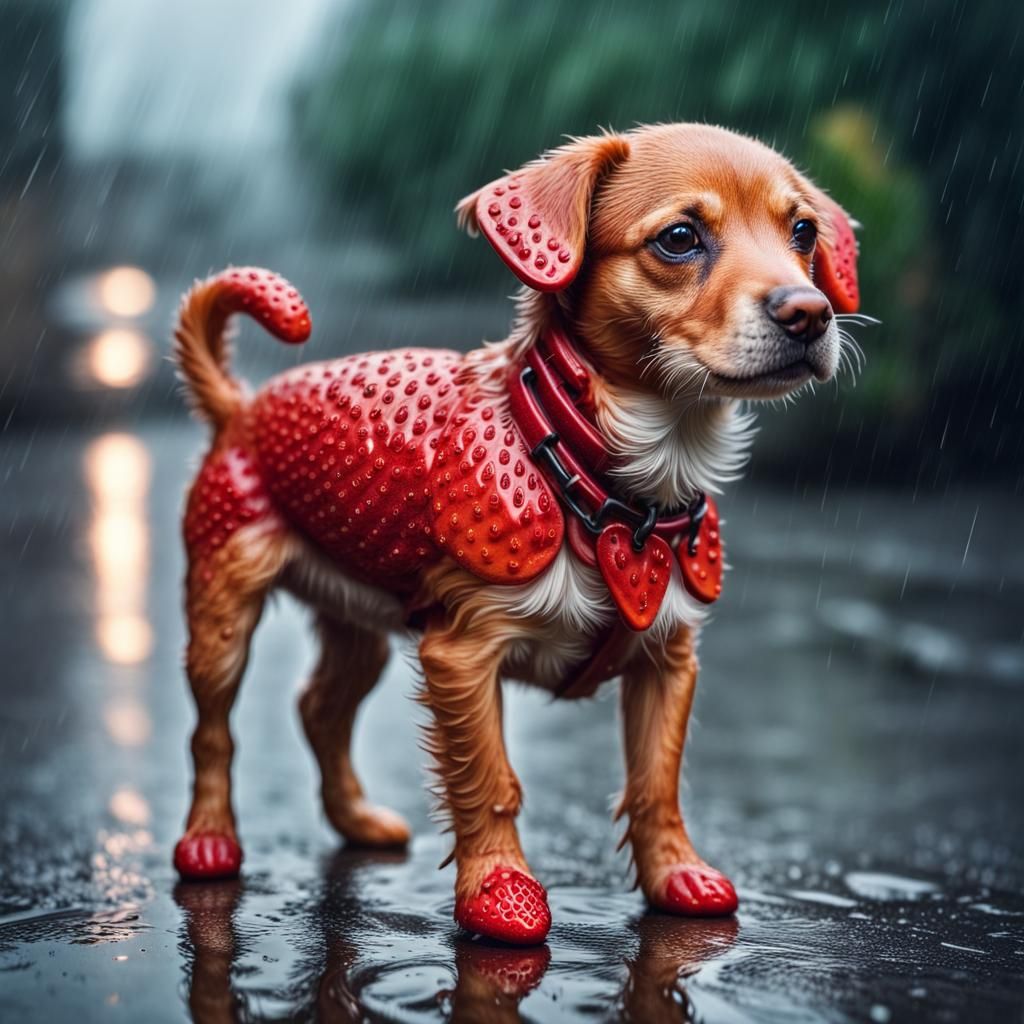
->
[180,525,287,844]
[616,627,703,901]
[174,279,241,428]
[576,125,842,395]
[300,617,411,846]
[175,123,851,910]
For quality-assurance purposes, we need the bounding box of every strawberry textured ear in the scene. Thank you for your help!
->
[457,134,630,291]
[813,194,860,314]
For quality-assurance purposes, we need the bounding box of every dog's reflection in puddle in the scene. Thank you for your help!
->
[174,852,737,1023]
[445,940,551,1022]
[174,879,246,1024]
[620,914,739,1022]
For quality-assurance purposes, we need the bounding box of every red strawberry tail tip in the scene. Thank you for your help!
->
[656,866,738,918]
[174,833,243,881]
[454,866,552,946]
[213,266,312,345]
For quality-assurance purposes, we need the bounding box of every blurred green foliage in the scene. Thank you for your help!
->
[293,0,1023,466]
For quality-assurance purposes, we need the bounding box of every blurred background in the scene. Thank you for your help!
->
[2,0,1022,478]
[1,1,1022,1021]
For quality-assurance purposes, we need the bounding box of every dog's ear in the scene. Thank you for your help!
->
[456,133,630,291]
[809,191,860,314]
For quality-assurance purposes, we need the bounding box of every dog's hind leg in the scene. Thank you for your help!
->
[618,625,738,917]
[175,525,288,880]
[299,616,410,847]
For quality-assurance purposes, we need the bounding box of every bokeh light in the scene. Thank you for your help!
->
[96,266,156,319]
[86,328,152,388]
[108,786,151,826]
[84,433,153,665]
[102,699,152,747]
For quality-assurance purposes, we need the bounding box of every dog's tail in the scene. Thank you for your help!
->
[173,267,312,429]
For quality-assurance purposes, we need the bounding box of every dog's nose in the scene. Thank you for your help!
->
[765,286,833,343]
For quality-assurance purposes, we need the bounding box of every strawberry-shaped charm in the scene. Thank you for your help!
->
[596,525,672,631]
[679,497,723,604]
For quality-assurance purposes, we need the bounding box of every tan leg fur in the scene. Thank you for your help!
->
[299,616,410,847]
[618,626,710,902]
[417,602,530,901]
[182,526,288,843]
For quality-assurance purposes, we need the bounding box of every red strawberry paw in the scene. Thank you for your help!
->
[174,833,243,881]
[653,865,738,917]
[454,866,551,945]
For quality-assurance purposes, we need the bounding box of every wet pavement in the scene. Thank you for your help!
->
[1,421,1022,1022]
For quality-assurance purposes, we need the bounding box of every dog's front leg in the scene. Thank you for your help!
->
[619,625,738,917]
[419,615,551,945]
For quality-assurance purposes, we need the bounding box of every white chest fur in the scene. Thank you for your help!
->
[279,538,707,690]
[497,546,709,686]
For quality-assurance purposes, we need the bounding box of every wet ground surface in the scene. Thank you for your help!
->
[1,421,1022,1022]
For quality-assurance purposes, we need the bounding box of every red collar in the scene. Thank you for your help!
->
[508,324,707,548]
[507,324,724,628]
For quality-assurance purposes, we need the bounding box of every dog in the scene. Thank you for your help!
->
[171,122,861,945]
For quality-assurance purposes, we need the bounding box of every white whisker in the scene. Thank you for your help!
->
[834,313,881,327]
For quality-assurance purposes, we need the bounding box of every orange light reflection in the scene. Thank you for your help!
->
[87,328,152,388]
[96,266,156,319]
[84,434,153,665]
[108,787,151,826]
[103,699,152,747]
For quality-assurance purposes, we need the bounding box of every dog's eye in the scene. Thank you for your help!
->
[653,223,701,260]
[792,219,818,253]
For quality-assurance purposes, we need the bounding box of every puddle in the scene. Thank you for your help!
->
[843,872,941,902]
[0,431,1022,1020]
[2,839,1023,1022]
[787,890,859,909]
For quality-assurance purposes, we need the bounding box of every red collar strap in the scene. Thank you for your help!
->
[507,325,724,630]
